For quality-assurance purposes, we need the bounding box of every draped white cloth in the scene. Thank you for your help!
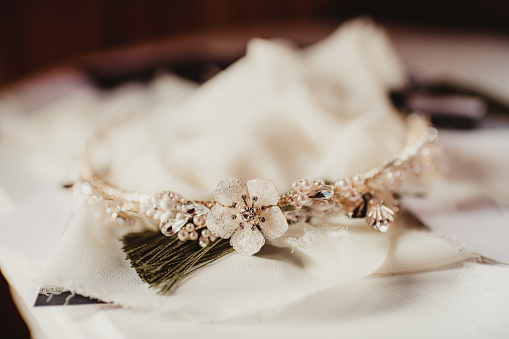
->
[1,20,477,321]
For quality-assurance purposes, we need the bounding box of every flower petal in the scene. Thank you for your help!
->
[206,204,240,239]
[215,177,246,207]
[259,206,288,239]
[247,178,279,208]
[230,226,265,255]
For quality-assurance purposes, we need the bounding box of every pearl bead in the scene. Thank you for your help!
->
[348,190,361,201]
[336,178,351,191]
[153,211,162,220]
[201,229,211,238]
[82,182,93,195]
[302,179,312,191]
[178,230,189,241]
[146,208,156,217]
[159,200,174,211]
[193,215,206,226]
[185,223,195,232]
[160,211,171,221]
[199,237,210,248]
[297,194,310,205]
[189,231,198,241]
[352,174,365,185]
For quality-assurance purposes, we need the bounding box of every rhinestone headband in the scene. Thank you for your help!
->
[72,113,438,257]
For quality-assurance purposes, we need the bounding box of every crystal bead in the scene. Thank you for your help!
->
[159,200,175,211]
[310,199,331,212]
[309,185,334,200]
[284,208,308,223]
[182,201,210,217]
[160,218,187,236]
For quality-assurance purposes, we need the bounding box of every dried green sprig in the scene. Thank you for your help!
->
[122,230,234,294]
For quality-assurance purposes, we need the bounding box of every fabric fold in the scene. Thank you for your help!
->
[32,20,474,320]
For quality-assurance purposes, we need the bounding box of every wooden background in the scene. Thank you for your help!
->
[0,0,508,87]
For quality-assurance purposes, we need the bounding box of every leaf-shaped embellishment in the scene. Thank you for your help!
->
[348,192,372,218]
[366,202,395,232]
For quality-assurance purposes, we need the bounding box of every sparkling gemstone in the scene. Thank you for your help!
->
[240,206,257,222]
[375,224,389,232]
[284,208,308,223]
[182,201,210,217]
[160,218,187,236]
[309,185,334,200]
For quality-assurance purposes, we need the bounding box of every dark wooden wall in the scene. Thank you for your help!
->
[0,0,508,86]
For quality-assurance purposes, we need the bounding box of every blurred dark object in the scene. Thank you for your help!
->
[1,0,509,87]
[391,81,509,129]
[35,290,105,306]
[77,23,333,88]
[0,271,30,338]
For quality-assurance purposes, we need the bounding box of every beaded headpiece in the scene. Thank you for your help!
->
[71,113,437,292]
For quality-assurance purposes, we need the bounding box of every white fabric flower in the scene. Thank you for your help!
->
[207,177,288,255]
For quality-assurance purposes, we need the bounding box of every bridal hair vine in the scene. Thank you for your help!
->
[71,113,438,293]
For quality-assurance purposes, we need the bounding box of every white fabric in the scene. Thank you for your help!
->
[1,20,476,321]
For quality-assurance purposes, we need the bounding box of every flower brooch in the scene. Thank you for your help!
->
[207,177,288,255]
